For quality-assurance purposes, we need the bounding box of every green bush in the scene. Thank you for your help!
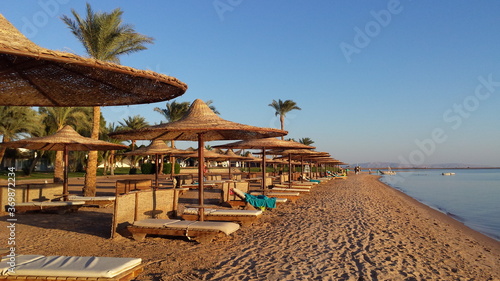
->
[140,163,154,174]
[163,162,181,174]
[129,167,138,174]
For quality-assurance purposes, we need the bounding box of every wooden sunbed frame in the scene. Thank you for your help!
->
[248,191,300,203]
[0,257,143,281]
[68,196,116,208]
[128,225,227,244]
[273,184,313,189]
[181,211,262,227]
[0,265,143,281]
[8,201,85,214]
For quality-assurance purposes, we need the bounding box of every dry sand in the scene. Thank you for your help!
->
[1,174,499,280]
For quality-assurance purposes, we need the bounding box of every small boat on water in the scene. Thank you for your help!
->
[442,172,456,176]
[380,167,396,175]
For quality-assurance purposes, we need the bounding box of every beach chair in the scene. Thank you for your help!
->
[68,195,116,208]
[127,219,240,244]
[0,255,143,281]
[9,201,85,214]
[249,190,300,203]
[182,208,263,227]
[273,184,313,190]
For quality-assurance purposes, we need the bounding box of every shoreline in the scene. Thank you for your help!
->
[1,174,499,280]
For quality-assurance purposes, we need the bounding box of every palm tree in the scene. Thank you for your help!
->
[298,137,314,146]
[118,115,149,168]
[62,3,154,196]
[154,101,191,124]
[268,99,301,139]
[0,106,40,166]
[39,107,92,182]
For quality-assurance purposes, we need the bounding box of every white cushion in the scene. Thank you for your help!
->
[0,255,141,277]
[231,187,246,199]
[183,208,262,217]
[132,219,240,235]
[165,221,240,235]
[16,201,85,207]
[68,196,116,201]
[133,219,180,228]
[272,188,310,192]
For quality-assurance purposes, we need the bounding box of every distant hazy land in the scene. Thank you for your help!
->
[355,162,499,169]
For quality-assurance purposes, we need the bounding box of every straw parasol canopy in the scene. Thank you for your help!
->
[110,99,287,220]
[0,14,187,106]
[214,138,315,190]
[110,99,287,141]
[0,125,127,198]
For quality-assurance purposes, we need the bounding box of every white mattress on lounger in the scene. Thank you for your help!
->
[133,219,180,228]
[132,219,240,235]
[183,208,262,216]
[68,196,116,201]
[15,201,85,207]
[272,188,310,192]
[0,255,141,277]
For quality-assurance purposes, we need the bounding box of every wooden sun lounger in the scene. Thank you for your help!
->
[226,197,288,208]
[270,187,311,193]
[273,184,313,189]
[249,191,301,203]
[128,219,240,244]
[182,208,263,227]
[0,255,143,281]
[8,201,85,214]
[68,196,116,208]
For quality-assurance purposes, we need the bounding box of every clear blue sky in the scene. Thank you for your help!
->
[2,1,499,166]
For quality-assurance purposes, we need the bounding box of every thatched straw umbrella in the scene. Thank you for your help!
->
[214,138,315,192]
[110,99,286,220]
[0,125,127,199]
[0,14,187,106]
[123,140,186,187]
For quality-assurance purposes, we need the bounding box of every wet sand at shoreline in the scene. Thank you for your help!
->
[1,174,499,280]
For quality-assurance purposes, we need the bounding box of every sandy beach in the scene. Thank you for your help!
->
[1,173,499,280]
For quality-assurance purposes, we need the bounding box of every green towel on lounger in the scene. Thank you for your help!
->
[244,193,277,209]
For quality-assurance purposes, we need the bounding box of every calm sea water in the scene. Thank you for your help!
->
[379,169,500,241]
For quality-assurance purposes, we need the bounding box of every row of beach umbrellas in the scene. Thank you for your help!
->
[0,14,345,221]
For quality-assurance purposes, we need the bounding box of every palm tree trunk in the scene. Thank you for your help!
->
[110,151,115,176]
[280,115,285,140]
[83,106,100,196]
[0,136,11,168]
[54,151,64,183]
[29,150,44,174]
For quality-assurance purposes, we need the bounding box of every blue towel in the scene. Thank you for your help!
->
[244,193,277,209]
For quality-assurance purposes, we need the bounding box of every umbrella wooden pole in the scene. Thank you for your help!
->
[301,155,304,182]
[288,154,292,189]
[170,155,175,182]
[63,146,69,201]
[155,154,159,189]
[198,133,205,221]
[261,149,267,193]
